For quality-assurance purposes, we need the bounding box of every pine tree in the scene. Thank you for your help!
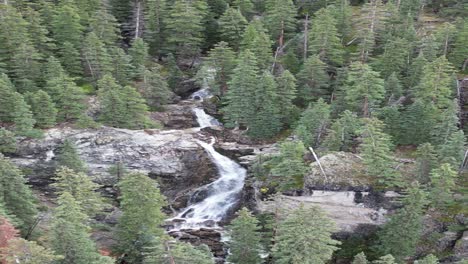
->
[114,173,167,263]
[50,192,111,264]
[120,84,152,129]
[415,254,439,264]
[23,6,55,59]
[82,31,113,83]
[141,66,172,110]
[414,143,438,184]
[344,62,385,117]
[0,155,37,234]
[437,130,465,168]
[89,6,121,47]
[165,0,207,60]
[108,46,134,85]
[399,0,422,18]
[264,0,297,46]
[272,205,340,264]
[10,42,42,93]
[295,98,331,147]
[218,7,248,50]
[384,73,403,103]
[405,52,427,91]
[359,118,403,188]
[296,55,330,104]
[52,3,84,50]
[247,71,282,139]
[420,35,439,63]
[227,208,263,264]
[223,50,259,128]
[323,110,361,151]
[28,90,57,129]
[352,252,368,264]
[429,163,457,209]
[56,140,87,173]
[400,100,438,145]
[354,0,386,62]
[52,167,105,218]
[373,255,397,264]
[2,238,63,264]
[204,41,236,97]
[434,22,456,57]
[449,19,468,71]
[270,141,309,191]
[240,21,273,70]
[308,7,344,65]
[57,41,82,77]
[376,184,427,262]
[143,0,168,55]
[0,74,17,123]
[144,240,214,264]
[275,70,298,126]
[431,100,460,146]
[415,56,455,109]
[97,75,127,128]
[373,37,410,79]
[12,93,37,137]
[0,129,16,154]
[128,37,149,78]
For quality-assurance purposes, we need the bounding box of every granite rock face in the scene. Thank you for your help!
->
[12,126,217,209]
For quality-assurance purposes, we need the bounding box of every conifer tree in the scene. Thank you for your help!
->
[2,238,63,264]
[56,80,86,122]
[144,240,214,264]
[218,7,248,50]
[275,70,298,126]
[204,42,236,97]
[56,140,87,173]
[143,0,168,55]
[232,0,255,19]
[264,0,297,46]
[352,252,368,264]
[12,93,37,137]
[376,184,427,261]
[295,98,331,147]
[384,73,403,103]
[115,173,167,263]
[227,208,263,264]
[241,21,273,70]
[400,100,438,145]
[296,55,330,103]
[28,90,57,129]
[52,167,105,218]
[0,74,17,123]
[420,35,439,63]
[328,0,353,40]
[0,129,16,154]
[344,62,385,117]
[431,100,460,146]
[52,3,84,50]
[437,130,465,168]
[108,46,134,85]
[89,7,121,47]
[128,38,149,78]
[270,141,309,191]
[141,66,172,110]
[359,118,403,188]
[248,71,282,139]
[165,0,207,60]
[405,52,427,91]
[308,7,344,65]
[449,19,468,70]
[120,85,152,129]
[355,0,386,62]
[50,192,112,264]
[373,255,397,264]
[10,42,42,93]
[82,32,113,83]
[414,143,438,184]
[324,110,361,151]
[0,155,37,234]
[223,50,259,128]
[373,37,410,79]
[429,163,457,209]
[273,205,340,264]
[97,74,126,127]
[57,41,82,77]
[415,254,439,264]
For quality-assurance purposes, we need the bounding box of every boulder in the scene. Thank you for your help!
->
[454,231,468,259]
[150,101,199,129]
[12,126,217,209]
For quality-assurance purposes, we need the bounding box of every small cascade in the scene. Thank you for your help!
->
[170,108,246,230]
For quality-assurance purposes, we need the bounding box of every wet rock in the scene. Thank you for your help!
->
[454,231,468,259]
[150,102,199,129]
[169,228,226,259]
[173,79,200,98]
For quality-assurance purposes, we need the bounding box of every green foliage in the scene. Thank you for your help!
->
[359,118,403,188]
[400,100,438,145]
[241,21,273,70]
[144,239,214,264]
[414,143,438,184]
[324,110,361,151]
[89,7,121,47]
[232,0,255,19]
[270,141,309,191]
[264,0,297,45]
[27,90,57,129]
[115,173,167,263]
[129,38,149,78]
[56,140,87,173]
[383,73,403,103]
[2,238,63,264]
[10,42,42,93]
[373,37,410,79]
[52,167,106,218]
[218,7,248,50]
[449,19,468,70]
[143,0,168,55]
[429,163,457,209]
[415,254,439,264]
[0,129,16,154]
[0,74,16,123]
[272,205,341,264]
[12,93,38,137]
[296,55,330,104]
[437,130,466,167]
[295,98,331,147]
[227,208,263,264]
[51,3,83,51]
[82,31,113,83]
[0,154,37,234]
[275,70,298,126]
[141,66,172,110]
[376,184,428,262]
[373,255,397,264]
[204,41,236,97]
[352,252,369,264]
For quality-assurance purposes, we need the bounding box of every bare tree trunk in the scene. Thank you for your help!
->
[462,58,468,71]
[135,0,142,39]
[309,147,326,177]
[165,241,176,264]
[303,13,309,61]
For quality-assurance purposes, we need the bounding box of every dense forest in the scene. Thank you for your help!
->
[0,0,467,263]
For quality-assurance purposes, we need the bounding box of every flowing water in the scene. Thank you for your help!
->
[171,108,246,229]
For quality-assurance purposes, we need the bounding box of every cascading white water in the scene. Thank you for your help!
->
[172,108,246,229]
[193,108,221,128]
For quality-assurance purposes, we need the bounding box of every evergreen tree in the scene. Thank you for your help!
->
[405,52,427,92]
[373,37,410,79]
[52,167,105,218]
[431,100,460,146]
[420,35,439,63]
[414,143,438,184]
[399,0,422,18]
[143,0,168,55]
[415,254,439,264]
[52,3,84,50]
[232,0,255,20]
[0,155,37,233]
[223,50,259,128]
[108,46,134,85]
[28,90,57,129]
[218,7,248,50]
[449,19,468,71]
[165,0,207,60]
[23,7,55,59]
[308,7,344,65]
[82,32,113,83]
[144,240,214,264]
[247,71,282,139]
[57,41,82,77]
[434,22,456,57]
[355,0,386,62]
[0,129,16,154]
[373,255,397,264]
[114,173,167,263]
[295,98,331,147]
[12,93,37,137]
[50,192,111,264]
[204,42,236,97]
[400,100,438,145]
[89,7,121,47]
[56,80,86,122]
[97,74,126,127]
[352,252,368,264]
[270,141,309,191]
[429,163,457,209]
[272,205,340,264]
[240,21,273,70]
[415,56,454,109]
[264,0,297,46]
[120,84,152,129]
[437,130,465,168]
[0,74,17,123]
[323,110,361,151]
[227,208,263,264]
[141,66,172,110]
[384,73,403,103]
[359,118,403,188]
[56,140,87,173]
[128,38,149,78]
[2,238,63,263]
[275,70,298,126]
[344,62,385,117]
[296,55,330,104]
[10,42,42,93]
[376,184,427,262]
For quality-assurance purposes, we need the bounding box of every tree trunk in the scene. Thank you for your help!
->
[303,14,309,61]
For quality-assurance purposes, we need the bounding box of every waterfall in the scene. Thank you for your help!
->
[172,108,246,229]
